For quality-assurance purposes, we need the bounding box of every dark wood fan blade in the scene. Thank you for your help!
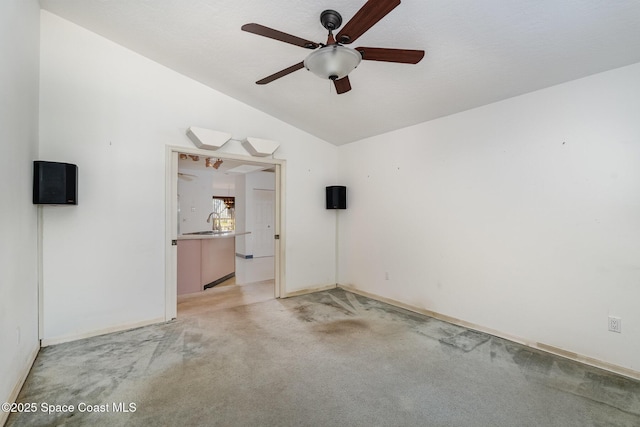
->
[256,62,305,85]
[333,76,352,94]
[336,0,401,44]
[242,23,319,49]
[356,47,425,64]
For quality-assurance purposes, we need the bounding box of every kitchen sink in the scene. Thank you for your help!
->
[183,231,231,235]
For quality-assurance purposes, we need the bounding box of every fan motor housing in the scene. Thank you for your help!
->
[320,10,342,31]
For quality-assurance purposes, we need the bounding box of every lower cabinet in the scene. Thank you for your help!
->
[177,238,235,295]
[200,237,235,286]
[177,240,201,295]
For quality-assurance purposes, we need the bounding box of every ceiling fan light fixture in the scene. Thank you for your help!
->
[304,45,362,80]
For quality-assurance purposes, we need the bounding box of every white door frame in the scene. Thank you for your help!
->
[164,145,286,321]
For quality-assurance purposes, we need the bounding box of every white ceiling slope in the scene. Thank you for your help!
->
[39,0,640,146]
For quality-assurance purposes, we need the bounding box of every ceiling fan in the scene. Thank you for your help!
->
[241,0,424,94]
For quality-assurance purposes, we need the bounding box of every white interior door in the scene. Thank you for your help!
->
[253,189,275,258]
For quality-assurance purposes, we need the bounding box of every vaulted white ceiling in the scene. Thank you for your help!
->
[39,0,640,145]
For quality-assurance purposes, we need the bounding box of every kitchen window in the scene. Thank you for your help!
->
[212,196,235,231]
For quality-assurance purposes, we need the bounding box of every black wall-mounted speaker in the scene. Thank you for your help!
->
[33,161,78,205]
[326,186,346,209]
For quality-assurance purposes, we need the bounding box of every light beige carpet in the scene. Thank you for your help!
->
[7,288,640,426]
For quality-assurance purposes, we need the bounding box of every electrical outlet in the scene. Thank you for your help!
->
[608,316,622,333]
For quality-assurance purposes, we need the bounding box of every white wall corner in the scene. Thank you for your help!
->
[242,137,280,157]
[186,127,232,150]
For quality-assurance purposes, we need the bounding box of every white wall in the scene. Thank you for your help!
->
[39,11,338,343]
[0,0,41,415]
[338,62,640,374]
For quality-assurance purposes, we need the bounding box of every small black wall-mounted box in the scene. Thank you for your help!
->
[33,161,78,205]
[326,186,346,209]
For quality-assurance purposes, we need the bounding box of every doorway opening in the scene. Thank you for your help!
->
[165,146,286,321]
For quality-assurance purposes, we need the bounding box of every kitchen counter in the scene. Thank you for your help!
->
[177,233,247,295]
[177,231,251,240]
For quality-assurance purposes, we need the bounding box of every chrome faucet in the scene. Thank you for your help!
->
[206,212,220,231]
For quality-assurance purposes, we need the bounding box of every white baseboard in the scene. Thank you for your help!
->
[40,317,166,347]
[1,345,39,427]
[282,283,337,298]
[339,284,640,381]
